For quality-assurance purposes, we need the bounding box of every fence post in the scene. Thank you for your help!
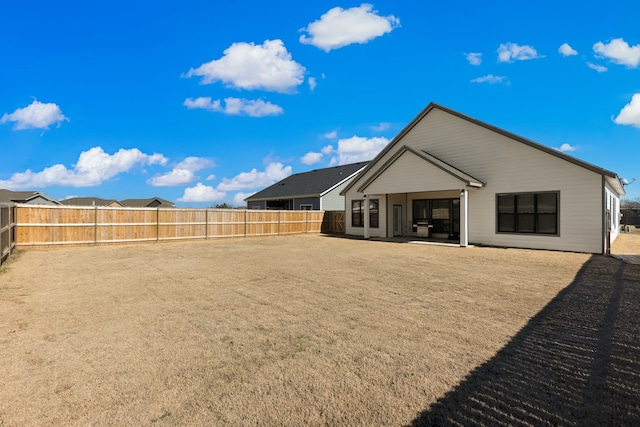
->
[205,209,209,240]
[306,210,309,233]
[7,206,11,260]
[244,210,247,237]
[6,205,11,262]
[156,208,160,243]
[278,211,281,236]
[94,206,98,245]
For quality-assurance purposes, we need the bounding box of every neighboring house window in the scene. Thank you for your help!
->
[352,200,363,227]
[300,204,312,210]
[352,199,379,228]
[497,192,558,234]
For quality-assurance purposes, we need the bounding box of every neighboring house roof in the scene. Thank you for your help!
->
[60,197,123,207]
[119,197,175,208]
[0,189,61,205]
[246,161,369,201]
[342,102,625,196]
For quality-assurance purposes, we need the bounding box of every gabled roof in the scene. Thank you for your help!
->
[246,161,369,201]
[119,197,175,208]
[357,146,484,193]
[342,102,625,195]
[60,197,122,207]
[0,189,60,204]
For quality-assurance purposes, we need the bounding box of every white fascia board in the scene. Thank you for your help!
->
[321,166,367,197]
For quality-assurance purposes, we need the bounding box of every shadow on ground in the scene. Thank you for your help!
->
[410,255,640,426]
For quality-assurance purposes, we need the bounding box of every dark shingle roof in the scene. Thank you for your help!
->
[60,197,122,207]
[0,189,59,204]
[119,197,175,208]
[246,162,368,201]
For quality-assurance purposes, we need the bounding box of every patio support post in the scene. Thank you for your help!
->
[460,188,468,247]
[364,194,370,239]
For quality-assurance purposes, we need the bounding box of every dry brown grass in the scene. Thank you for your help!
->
[0,235,638,426]
[612,226,640,254]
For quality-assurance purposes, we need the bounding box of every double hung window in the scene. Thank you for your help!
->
[351,199,379,228]
[497,192,558,234]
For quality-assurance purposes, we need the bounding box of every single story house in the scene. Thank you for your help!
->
[60,197,123,207]
[245,161,368,210]
[0,189,60,205]
[119,197,175,208]
[341,103,625,254]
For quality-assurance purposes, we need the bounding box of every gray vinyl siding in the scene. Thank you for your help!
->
[293,198,320,210]
[247,200,266,209]
[321,179,351,211]
[346,108,608,253]
[363,150,467,194]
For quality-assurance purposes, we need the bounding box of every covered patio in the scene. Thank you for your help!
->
[353,146,484,247]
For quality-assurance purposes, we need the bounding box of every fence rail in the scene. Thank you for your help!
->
[14,204,326,247]
[1,204,17,265]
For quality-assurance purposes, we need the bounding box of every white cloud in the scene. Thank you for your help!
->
[471,74,509,84]
[182,97,211,109]
[149,169,196,187]
[148,156,214,187]
[555,143,578,152]
[587,62,608,73]
[206,174,216,181]
[321,145,334,154]
[329,136,388,165]
[1,99,68,130]
[299,4,400,52]
[465,52,482,65]
[177,183,226,203]
[593,38,640,68]
[300,151,323,165]
[558,43,578,56]
[323,130,337,139]
[184,39,305,93]
[183,97,283,117]
[216,162,292,191]
[308,77,317,91]
[614,93,640,128]
[233,192,253,206]
[371,122,391,132]
[0,147,167,189]
[497,43,543,62]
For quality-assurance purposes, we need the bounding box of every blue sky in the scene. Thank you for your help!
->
[1,0,639,206]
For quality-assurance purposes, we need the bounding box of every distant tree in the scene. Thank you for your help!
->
[214,202,232,209]
[621,197,640,209]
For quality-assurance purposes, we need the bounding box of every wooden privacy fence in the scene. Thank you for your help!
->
[1,204,17,265]
[14,204,326,247]
[321,210,345,234]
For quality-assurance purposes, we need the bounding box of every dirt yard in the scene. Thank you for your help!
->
[1,235,639,426]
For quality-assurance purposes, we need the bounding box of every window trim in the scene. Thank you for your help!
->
[495,191,560,236]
